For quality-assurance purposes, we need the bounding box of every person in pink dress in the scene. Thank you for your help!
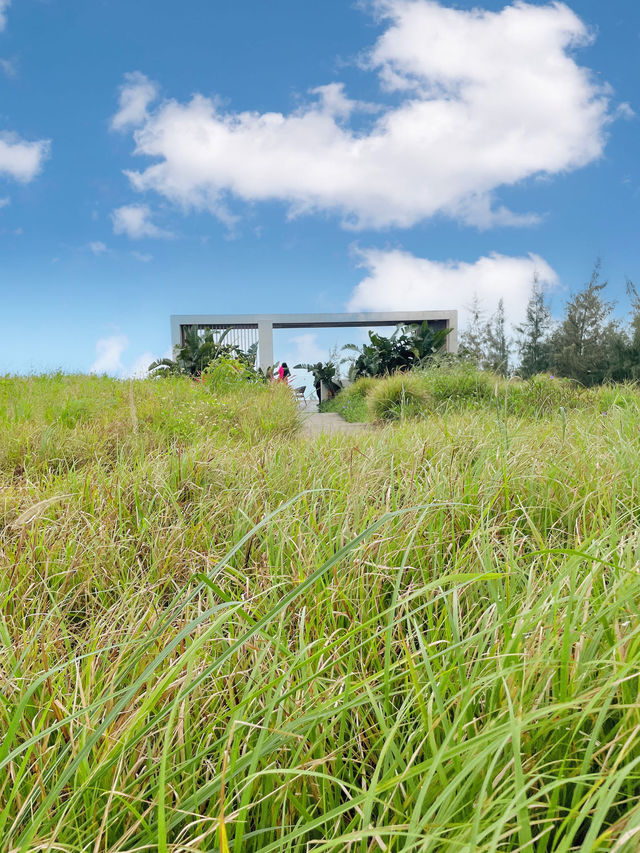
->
[277,363,291,382]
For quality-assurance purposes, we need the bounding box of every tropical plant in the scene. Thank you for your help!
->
[294,361,342,396]
[148,327,264,379]
[201,356,265,393]
[404,320,451,363]
[236,341,259,371]
[344,322,450,378]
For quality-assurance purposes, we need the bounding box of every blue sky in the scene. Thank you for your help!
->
[0,0,638,376]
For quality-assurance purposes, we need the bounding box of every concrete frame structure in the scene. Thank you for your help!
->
[171,310,458,369]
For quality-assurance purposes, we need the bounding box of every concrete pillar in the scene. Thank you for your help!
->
[170,317,182,352]
[258,321,274,370]
[447,320,459,354]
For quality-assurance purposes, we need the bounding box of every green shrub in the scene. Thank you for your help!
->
[585,382,640,413]
[202,357,257,393]
[227,382,300,441]
[368,373,431,421]
[325,365,598,423]
[422,363,494,407]
[505,373,580,416]
[346,376,377,399]
[320,377,375,422]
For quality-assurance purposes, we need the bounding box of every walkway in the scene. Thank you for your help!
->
[298,399,370,438]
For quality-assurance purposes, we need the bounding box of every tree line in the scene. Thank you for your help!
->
[460,262,640,385]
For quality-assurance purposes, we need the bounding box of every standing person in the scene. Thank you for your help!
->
[278,362,291,382]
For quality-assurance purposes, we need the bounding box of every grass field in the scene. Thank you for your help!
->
[2,372,640,851]
[320,365,637,423]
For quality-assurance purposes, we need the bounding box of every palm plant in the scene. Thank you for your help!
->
[238,341,259,369]
[344,322,450,379]
[294,361,342,397]
[149,327,237,377]
[404,320,451,363]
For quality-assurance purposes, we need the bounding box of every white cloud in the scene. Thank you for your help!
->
[0,195,9,208]
[127,351,156,378]
[90,334,166,377]
[116,1,613,229]
[131,250,153,262]
[0,132,50,182]
[0,0,10,32]
[615,102,635,121]
[0,58,17,78]
[111,203,172,239]
[0,6,48,184]
[89,240,107,255]
[111,71,159,132]
[347,248,559,328]
[290,333,325,365]
[89,334,130,375]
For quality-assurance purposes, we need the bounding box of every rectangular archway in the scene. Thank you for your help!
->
[171,310,458,369]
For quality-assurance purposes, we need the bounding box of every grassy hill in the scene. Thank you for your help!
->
[2,373,640,850]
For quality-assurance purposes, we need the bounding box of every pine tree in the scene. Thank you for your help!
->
[549,262,617,386]
[484,299,510,375]
[515,277,552,378]
[626,280,640,355]
[606,280,640,381]
[459,294,487,366]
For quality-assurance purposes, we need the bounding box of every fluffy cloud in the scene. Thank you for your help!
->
[0,0,10,32]
[347,248,559,328]
[111,71,159,132]
[111,203,172,239]
[0,6,50,183]
[131,250,153,262]
[0,132,50,182]
[89,334,158,377]
[0,195,9,208]
[89,241,107,255]
[89,334,130,375]
[289,333,325,365]
[115,1,613,229]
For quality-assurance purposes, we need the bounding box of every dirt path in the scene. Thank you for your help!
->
[298,400,370,438]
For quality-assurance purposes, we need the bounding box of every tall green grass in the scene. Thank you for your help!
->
[2,374,640,850]
[325,363,640,423]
